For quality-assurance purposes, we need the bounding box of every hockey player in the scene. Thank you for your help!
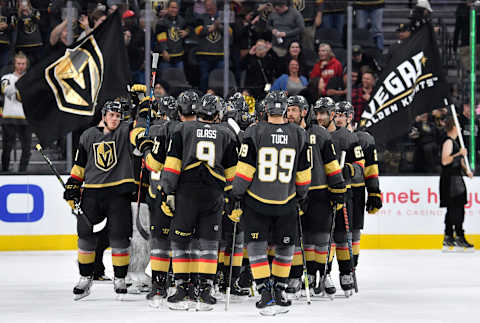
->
[64,101,136,300]
[328,101,365,297]
[301,98,346,299]
[232,91,311,316]
[160,94,238,311]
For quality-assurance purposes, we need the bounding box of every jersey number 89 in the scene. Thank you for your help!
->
[258,147,296,183]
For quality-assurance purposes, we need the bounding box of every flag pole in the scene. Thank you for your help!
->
[346,1,353,102]
[66,1,75,172]
[469,5,476,172]
[223,0,230,98]
[145,1,152,94]
[447,99,472,174]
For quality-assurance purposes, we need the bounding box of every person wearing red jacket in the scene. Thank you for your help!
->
[309,43,342,96]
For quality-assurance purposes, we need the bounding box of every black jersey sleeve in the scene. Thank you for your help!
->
[70,134,88,182]
[232,132,257,199]
[159,126,184,194]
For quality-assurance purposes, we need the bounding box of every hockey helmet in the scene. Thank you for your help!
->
[287,95,309,111]
[312,97,336,114]
[158,96,178,120]
[335,101,354,116]
[228,92,249,112]
[102,100,124,119]
[197,94,222,119]
[177,90,199,116]
[264,91,288,116]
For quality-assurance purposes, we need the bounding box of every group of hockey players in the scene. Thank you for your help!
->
[62,85,382,315]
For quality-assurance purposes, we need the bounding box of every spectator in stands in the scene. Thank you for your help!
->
[271,58,308,95]
[354,0,385,50]
[15,0,44,66]
[309,43,342,96]
[458,102,480,162]
[352,70,375,125]
[154,79,170,99]
[241,38,279,99]
[123,10,145,84]
[298,76,322,104]
[352,44,381,74]
[326,68,359,102]
[1,52,30,172]
[409,112,442,173]
[278,41,308,78]
[267,0,305,57]
[78,8,107,40]
[155,0,189,71]
[194,0,230,92]
[385,23,412,65]
[0,8,11,73]
[453,0,480,73]
[319,0,347,36]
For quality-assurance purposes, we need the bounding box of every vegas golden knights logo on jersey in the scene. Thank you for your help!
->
[207,30,220,43]
[45,35,104,116]
[169,26,180,42]
[292,0,305,12]
[93,141,117,172]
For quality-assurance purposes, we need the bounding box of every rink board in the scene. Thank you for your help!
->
[0,175,479,251]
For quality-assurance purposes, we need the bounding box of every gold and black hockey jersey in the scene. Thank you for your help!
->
[70,122,135,197]
[330,126,365,187]
[160,120,238,194]
[308,124,345,193]
[232,121,311,206]
[356,130,380,192]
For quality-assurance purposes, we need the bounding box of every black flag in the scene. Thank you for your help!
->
[16,11,130,145]
[359,23,449,144]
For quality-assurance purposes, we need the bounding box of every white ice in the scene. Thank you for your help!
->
[0,250,478,323]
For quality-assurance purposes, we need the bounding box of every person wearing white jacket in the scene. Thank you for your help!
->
[1,52,30,172]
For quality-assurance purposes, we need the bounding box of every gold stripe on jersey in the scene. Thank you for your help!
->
[78,250,95,264]
[83,178,135,188]
[196,259,218,275]
[194,26,203,35]
[251,261,270,279]
[247,189,296,205]
[224,185,232,192]
[148,185,156,198]
[184,161,201,171]
[151,256,170,272]
[205,164,226,182]
[336,247,350,261]
[351,182,366,187]
[164,156,182,174]
[224,166,236,182]
[145,153,163,172]
[272,260,291,278]
[328,187,346,194]
[354,159,365,168]
[364,164,379,179]
[157,32,167,42]
[235,161,256,181]
[112,253,130,266]
[308,184,328,191]
[325,160,342,176]
[295,168,311,186]
[292,251,303,266]
[71,165,85,181]
[172,259,190,273]
[130,127,145,146]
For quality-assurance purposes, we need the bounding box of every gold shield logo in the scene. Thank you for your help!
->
[93,141,117,172]
[169,26,180,42]
[293,0,305,12]
[207,31,220,44]
[45,35,104,116]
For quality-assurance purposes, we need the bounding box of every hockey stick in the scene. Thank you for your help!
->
[135,52,160,240]
[36,144,107,233]
[225,210,238,311]
[321,204,337,295]
[296,204,311,305]
[342,203,358,293]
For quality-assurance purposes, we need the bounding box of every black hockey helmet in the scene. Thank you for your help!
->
[228,92,249,112]
[102,100,124,119]
[287,95,309,111]
[197,94,222,119]
[335,101,354,116]
[264,91,288,116]
[158,96,178,120]
[177,90,199,116]
[312,97,335,113]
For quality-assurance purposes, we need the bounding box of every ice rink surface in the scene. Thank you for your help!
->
[1,250,478,323]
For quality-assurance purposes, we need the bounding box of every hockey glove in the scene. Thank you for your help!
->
[366,191,382,214]
[296,196,309,216]
[159,190,175,217]
[135,131,154,154]
[63,177,81,210]
[228,201,242,223]
[342,163,355,181]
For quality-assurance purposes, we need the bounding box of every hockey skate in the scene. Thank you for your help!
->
[317,274,336,300]
[73,276,93,301]
[256,282,276,316]
[114,278,128,300]
[340,273,354,298]
[196,280,216,311]
[93,274,112,283]
[167,281,190,311]
[286,278,301,300]
[442,235,456,252]
[455,235,475,253]
[146,274,167,308]
[126,272,151,294]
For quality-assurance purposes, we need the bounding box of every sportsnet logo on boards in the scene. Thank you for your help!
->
[359,23,449,144]
[45,35,104,116]
[93,141,117,172]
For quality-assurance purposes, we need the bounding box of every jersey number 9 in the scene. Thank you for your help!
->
[196,141,215,167]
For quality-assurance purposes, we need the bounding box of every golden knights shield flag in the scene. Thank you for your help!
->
[16,11,129,145]
[359,23,449,145]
